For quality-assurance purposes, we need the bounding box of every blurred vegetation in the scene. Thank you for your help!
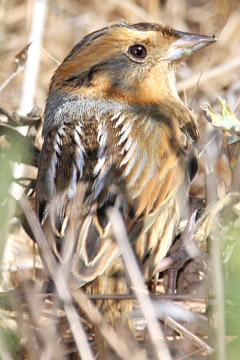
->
[1,0,240,359]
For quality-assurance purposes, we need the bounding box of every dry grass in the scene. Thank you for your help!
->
[1,0,240,359]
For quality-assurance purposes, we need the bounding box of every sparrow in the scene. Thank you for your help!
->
[36,21,216,324]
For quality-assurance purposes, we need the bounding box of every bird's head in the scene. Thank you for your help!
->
[51,22,216,105]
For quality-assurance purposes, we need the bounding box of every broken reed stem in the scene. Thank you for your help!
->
[11,0,48,200]
[19,0,48,113]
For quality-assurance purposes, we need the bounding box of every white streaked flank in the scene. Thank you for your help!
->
[122,147,140,178]
[127,151,148,188]
[117,122,132,145]
[120,139,138,167]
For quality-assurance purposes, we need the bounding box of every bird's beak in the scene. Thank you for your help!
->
[165,30,217,61]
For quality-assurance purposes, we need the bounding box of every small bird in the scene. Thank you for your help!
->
[36,21,216,324]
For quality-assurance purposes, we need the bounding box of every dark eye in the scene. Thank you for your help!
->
[128,44,147,60]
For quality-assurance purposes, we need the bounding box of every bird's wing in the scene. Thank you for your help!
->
[36,110,130,287]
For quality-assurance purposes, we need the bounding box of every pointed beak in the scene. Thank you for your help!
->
[165,30,217,61]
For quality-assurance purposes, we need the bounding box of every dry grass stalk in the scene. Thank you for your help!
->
[107,207,172,360]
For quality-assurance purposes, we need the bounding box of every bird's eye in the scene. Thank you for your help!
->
[128,44,147,60]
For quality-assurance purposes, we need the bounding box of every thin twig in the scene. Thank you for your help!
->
[87,294,207,301]
[40,46,61,64]
[166,316,214,355]
[0,290,208,311]
[0,67,23,93]
[177,56,240,93]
